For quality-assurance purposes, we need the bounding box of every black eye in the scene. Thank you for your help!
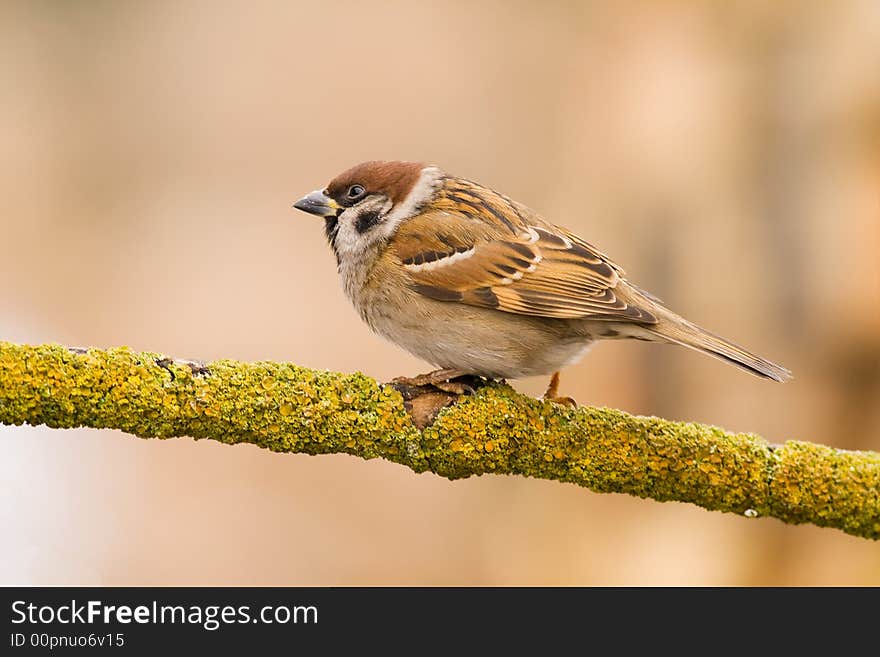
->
[347,184,365,200]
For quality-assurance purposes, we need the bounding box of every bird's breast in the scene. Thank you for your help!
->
[346,271,596,379]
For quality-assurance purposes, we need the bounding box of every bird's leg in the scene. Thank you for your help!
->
[391,368,478,395]
[542,371,577,407]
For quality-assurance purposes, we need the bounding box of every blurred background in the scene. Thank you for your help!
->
[1,0,878,585]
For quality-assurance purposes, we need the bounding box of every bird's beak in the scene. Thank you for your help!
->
[293,190,341,218]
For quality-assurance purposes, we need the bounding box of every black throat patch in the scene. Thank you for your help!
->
[324,216,341,264]
[355,210,382,234]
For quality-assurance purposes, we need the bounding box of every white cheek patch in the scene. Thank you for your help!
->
[332,209,363,255]
[403,247,475,272]
[333,197,393,255]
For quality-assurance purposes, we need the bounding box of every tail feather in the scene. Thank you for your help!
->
[644,313,792,383]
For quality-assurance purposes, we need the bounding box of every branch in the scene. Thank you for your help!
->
[1,341,878,540]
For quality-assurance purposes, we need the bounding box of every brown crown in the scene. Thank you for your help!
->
[326,161,425,206]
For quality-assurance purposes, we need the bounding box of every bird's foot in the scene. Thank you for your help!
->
[388,369,491,429]
[542,371,578,407]
[390,369,483,396]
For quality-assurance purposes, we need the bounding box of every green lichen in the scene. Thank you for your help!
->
[1,341,878,540]
[768,441,880,538]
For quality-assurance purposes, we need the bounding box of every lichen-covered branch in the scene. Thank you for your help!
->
[1,341,878,540]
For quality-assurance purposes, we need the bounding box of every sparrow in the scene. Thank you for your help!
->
[293,161,791,401]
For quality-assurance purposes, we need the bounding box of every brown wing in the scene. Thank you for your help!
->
[389,178,657,323]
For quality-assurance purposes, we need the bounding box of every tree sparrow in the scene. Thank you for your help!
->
[293,161,790,400]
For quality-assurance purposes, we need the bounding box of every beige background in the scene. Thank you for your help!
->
[1,1,879,585]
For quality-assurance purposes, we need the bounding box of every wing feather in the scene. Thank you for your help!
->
[389,178,657,324]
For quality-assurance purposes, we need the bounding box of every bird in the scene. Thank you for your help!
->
[293,160,791,402]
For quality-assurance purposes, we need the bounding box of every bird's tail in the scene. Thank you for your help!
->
[641,309,792,382]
